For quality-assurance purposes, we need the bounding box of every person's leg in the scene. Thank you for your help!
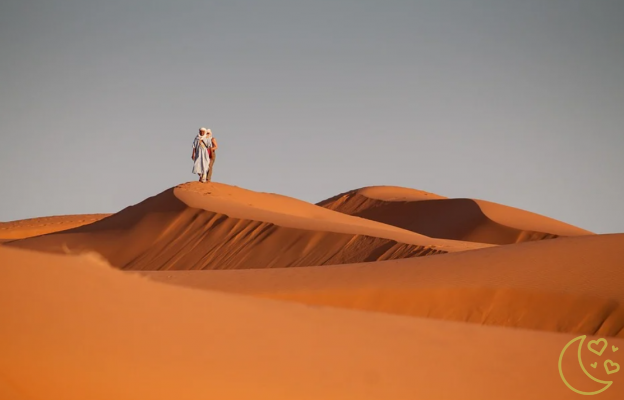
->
[200,151,210,182]
[207,151,216,182]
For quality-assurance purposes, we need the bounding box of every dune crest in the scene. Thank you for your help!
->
[317,186,593,245]
[0,214,110,240]
[2,181,623,399]
[8,183,482,270]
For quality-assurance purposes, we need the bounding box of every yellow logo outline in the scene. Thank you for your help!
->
[588,338,608,357]
[558,335,615,396]
[605,360,620,375]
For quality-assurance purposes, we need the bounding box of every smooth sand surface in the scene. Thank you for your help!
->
[2,183,622,399]
[142,233,624,337]
[318,186,593,244]
[0,214,110,240]
[2,245,623,400]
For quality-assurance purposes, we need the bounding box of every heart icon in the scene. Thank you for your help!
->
[604,360,620,375]
[588,338,608,356]
[591,362,597,368]
[613,346,619,353]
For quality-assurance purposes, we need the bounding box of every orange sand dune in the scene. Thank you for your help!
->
[143,233,624,337]
[0,214,110,240]
[2,245,622,400]
[5,183,490,270]
[318,186,593,245]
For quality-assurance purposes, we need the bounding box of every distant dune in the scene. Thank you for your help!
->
[0,214,110,240]
[1,182,622,399]
[318,186,593,244]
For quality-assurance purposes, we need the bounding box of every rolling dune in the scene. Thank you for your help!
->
[2,182,623,399]
[2,245,622,400]
[7,183,494,270]
[0,214,110,240]
[143,233,624,337]
[318,186,593,244]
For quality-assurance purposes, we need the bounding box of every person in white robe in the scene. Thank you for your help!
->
[191,127,212,182]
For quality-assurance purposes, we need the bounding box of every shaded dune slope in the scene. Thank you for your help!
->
[318,186,593,245]
[6,183,460,270]
[0,214,110,240]
[143,234,624,337]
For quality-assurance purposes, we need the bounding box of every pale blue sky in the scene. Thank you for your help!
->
[1,0,623,233]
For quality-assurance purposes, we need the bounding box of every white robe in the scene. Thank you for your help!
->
[192,134,211,175]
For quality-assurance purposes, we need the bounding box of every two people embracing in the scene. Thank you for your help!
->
[191,127,218,183]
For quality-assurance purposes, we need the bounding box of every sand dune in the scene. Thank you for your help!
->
[2,245,622,400]
[3,182,622,398]
[143,233,624,337]
[0,214,110,240]
[318,186,593,244]
[5,183,490,270]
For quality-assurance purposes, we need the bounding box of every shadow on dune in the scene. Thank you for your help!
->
[258,287,624,337]
[318,191,559,245]
[6,188,445,270]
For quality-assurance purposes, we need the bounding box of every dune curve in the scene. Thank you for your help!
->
[0,214,110,240]
[142,233,624,337]
[8,183,491,270]
[317,186,593,245]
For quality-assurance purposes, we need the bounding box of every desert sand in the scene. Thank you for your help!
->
[0,214,110,240]
[319,186,593,244]
[1,182,622,399]
[5,183,491,271]
[142,233,624,337]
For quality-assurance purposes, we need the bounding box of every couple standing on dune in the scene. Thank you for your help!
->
[191,127,219,183]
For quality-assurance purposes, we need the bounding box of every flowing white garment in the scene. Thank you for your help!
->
[192,134,211,175]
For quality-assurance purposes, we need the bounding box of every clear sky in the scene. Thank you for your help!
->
[1,0,623,233]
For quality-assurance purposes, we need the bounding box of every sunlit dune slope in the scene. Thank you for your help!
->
[143,234,624,337]
[6,183,489,270]
[2,245,622,400]
[317,186,593,245]
[0,214,110,240]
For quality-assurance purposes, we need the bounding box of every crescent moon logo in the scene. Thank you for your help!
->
[558,335,617,395]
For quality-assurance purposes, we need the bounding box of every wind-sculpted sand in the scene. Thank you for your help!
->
[5,183,489,270]
[318,186,593,244]
[0,213,110,240]
[1,182,622,399]
[2,245,623,400]
[142,233,624,337]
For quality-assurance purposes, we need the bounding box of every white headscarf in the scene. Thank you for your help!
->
[195,128,210,150]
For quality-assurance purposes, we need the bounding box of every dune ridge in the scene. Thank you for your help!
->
[0,214,110,240]
[2,182,623,399]
[142,233,624,337]
[317,186,593,244]
[6,183,461,270]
